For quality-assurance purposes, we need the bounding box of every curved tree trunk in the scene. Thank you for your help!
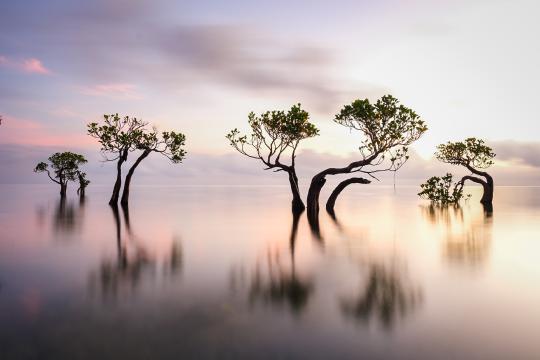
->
[306,173,327,221]
[480,174,494,205]
[326,177,371,215]
[109,151,128,206]
[288,170,305,213]
[460,167,494,205]
[306,153,378,222]
[120,150,151,207]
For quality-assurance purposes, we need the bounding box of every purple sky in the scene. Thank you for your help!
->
[1,0,539,185]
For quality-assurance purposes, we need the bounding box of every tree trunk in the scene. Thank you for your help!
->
[306,173,326,221]
[287,170,305,213]
[120,150,150,207]
[460,169,494,206]
[60,182,67,197]
[306,154,378,223]
[326,177,370,215]
[480,175,494,205]
[109,150,128,206]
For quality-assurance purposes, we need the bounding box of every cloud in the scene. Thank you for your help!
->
[0,115,93,147]
[79,83,142,99]
[0,55,51,74]
[0,1,385,113]
[491,140,540,168]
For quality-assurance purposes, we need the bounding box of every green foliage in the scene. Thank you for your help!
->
[34,152,88,185]
[418,173,469,205]
[88,114,187,164]
[77,171,90,188]
[436,138,495,169]
[226,104,318,169]
[87,114,146,156]
[334,95,428,173]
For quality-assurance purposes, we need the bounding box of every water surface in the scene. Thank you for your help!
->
[1,185,539,359]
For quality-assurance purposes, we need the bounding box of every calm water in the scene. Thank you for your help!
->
[0,184,539,359]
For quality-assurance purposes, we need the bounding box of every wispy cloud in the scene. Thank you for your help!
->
[0,55,51,74]
[0,115,93,147]
[79,83,142,99]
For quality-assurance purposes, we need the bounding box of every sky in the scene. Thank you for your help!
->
[0,0,539,185]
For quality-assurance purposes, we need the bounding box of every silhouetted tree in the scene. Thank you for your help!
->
[418,173,469,205]
[306,95,427,221]
[120,129,186,206]
[76,171,90,197]
[227,104,319,212]
[435,138,495,205]
[34,152,87,197]
[87,114,146,205]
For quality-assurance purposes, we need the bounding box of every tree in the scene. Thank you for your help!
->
[77,171,90,197]
[87,114,146,205]
[306,95,427,220]
[435,138,495,205]
[120,129,186,206]
[418,173,469,205]
[226,104,319,212]
[34,152,88,197]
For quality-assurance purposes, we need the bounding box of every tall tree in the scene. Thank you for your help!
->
[306,95,427,219]
[435,138,495,205]
[227,104,319,212]
[87,114,146,205]
[34,152,88,197]
[120,129,186,206]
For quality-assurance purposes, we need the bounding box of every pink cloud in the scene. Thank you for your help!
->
[0,55,51,75]
[21,58,50,74]
[0,115,94,148]
[79,83,142,99]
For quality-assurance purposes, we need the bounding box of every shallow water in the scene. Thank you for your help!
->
[0,185,539,359]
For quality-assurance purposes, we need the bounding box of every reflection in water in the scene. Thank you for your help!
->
[421,204,493,268]
[89,206,183,300]
[52,197,86,234]
[340,261,422,329]
[233,211,314,314]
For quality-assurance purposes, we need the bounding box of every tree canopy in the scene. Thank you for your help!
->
[87,114,146,160]
[333,94,428,177]
[436,138,495,170]
[226,104,318,171]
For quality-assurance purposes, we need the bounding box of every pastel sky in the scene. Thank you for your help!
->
[1,0,539,185]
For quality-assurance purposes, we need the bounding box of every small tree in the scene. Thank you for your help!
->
[227,104,319,212]
[77,171,90,197]
[306,95,427,219]
[418,173,469,205]
[120,129,186,206]
[87,114,146,205]
[435,138,495,205]
[34,152,88,197]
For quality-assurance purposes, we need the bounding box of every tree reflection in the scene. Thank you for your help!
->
[340,262,422,329]
[89,205,183,300]
[52,196,85,234]
[234,211,314,314]
[421,204,493,268]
